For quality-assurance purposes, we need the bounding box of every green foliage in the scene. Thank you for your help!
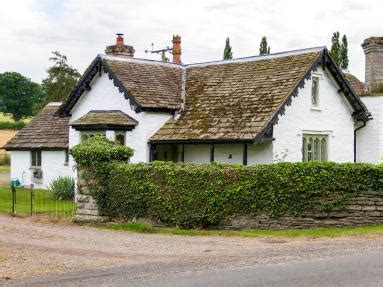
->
[259,36,270,55]
[48,176,75,200]
[223,37,233,60]
[340,34,349,69]
[330,31,341,64]
[0,72,45,121]
[70,135,134,167]
[84,159,383,229]
[0,121,26,130]
[42,51,81,103]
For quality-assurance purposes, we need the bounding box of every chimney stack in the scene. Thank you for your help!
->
[105,33,135,57]
[362,37,383,94]
[172,35,181,64]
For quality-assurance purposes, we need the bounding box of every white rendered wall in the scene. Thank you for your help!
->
[273,67,355,163]
[10,150,73,189]
[182,142,272,165]
[357,96,383,163]
[68,73,173,165]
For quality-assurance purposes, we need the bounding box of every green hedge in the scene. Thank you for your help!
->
[70,137,383,229]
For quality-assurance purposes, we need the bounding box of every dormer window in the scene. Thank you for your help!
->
[311,77,319,107]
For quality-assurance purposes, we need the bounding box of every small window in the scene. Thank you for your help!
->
[311,77,319,107]
[115,132,125,145]
[80,131,106,142]
[303,134,328,162]
[65,149,69,165]
[31,150,41,167]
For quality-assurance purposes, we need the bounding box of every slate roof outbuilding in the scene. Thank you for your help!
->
[4,103,69,150]
[344,73,365,97]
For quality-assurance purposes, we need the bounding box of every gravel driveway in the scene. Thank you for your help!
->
[1,214,383,283]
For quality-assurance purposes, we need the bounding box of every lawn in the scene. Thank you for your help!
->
[0,186,76,218]
[98,222,383,238]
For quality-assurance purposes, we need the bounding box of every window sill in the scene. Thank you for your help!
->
[29,166,41,169]
[311,107,322,111]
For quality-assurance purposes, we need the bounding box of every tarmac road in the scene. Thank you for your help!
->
[4,250,383,287]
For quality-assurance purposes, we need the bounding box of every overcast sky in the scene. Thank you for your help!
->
[0,0,381,83]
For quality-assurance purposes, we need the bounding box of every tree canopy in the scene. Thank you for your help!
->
[330,32,349,69]
[223,37,233,60]
[42,51,81,103]
[259,36,270,55]
[0,72,44,121]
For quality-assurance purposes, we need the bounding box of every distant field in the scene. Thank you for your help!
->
[0,113,29,130]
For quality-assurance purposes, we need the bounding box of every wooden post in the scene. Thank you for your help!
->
[11,184,16,216]
[210,144,215,162]
[180,144,185,162]
[243,144,248,166]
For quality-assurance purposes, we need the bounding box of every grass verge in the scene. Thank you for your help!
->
[97,222,383,238]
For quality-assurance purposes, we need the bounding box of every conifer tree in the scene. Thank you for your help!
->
[223,37,233,60]
[259,36,270,55]
[340,34,349,69]
[330,31,341,65]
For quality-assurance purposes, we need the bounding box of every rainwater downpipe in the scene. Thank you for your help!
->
[354,120,366,163]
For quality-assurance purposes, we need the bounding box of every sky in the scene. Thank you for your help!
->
[0,0,381,83]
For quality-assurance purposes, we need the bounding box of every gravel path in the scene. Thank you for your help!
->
[1,214,383,283]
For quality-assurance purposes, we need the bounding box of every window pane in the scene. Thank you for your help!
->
[314,138,320,161]
[307,138,313,162]
[303,138,307,162]
[115,133,125,145]
[321,138,327,162]
[311,77,319,106]
[303,134,328,163]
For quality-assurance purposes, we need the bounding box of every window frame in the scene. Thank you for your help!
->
[31,150,42,167]
[302,134,328,162]
[311,76,320,107]
[115,131,126,145]
[80,131,106,142]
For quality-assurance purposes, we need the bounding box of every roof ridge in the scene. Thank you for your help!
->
[101,46,326,69]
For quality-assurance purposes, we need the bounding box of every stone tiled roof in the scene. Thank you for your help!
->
[344,73,365,97]
[4,103,69,150]
[70,110,138,129]
[151,50,323,142]
[103,58,183,110]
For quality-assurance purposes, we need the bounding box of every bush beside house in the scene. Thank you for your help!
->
[71,137,383,228]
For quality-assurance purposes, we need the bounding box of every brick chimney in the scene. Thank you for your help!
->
[172,35,181,64]
[362,37,383,94]
[105,33,135,57]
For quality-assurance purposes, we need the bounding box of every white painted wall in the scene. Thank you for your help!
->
[68,73,173,164]
[357,96,383,163]
[184,145,210,164]
[248,143,273,165]
[273,67,356,163]
[10,150,73,189]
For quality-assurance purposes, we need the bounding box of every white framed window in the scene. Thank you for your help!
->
[31,150,41,167]
[115,131,126,145]
[311,76,320,107]
[302,134,328,162]
[80,131,106,142]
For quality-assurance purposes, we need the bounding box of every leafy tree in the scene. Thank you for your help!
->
[42,51,81,102]
[223,37,233,60]
[330,31,341,65]
[259,36,270,55]
[340,34,349,69]
[0,72,44,121]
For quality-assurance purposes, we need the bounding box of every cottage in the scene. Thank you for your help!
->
[5,34,383,188]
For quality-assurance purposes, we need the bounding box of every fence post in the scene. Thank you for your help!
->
[11,184,16,216]
[30,184,34,216]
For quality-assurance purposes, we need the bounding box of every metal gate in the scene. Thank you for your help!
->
[0,184,76,219]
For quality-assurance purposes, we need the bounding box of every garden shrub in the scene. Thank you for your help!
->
[70,137,383,229]
[48,176,75,200]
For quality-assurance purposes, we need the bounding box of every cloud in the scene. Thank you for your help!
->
[0,0,381,82]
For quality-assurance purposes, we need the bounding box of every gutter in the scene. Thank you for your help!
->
[354,120,367,163]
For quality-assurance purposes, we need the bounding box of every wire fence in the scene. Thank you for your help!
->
[0,185,76,219]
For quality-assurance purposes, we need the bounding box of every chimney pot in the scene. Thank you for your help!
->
[362,37,383,94]
[172,35,181,64]
[105,33,135,57]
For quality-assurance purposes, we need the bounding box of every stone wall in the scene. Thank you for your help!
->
[75,169,106,222]
[219,191,383,229]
